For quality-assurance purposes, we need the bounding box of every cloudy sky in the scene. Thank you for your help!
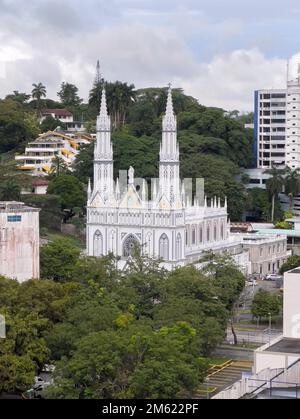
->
[1,0,300,110]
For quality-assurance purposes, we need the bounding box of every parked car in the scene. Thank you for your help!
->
[265,274,282,281]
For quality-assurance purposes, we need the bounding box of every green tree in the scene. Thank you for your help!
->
[45,323,207,399]
[0,178,21,201]
[5,91,31,105]
[31,83,47,114]
[264,166,286,222]
[57,82,82,107]
[280,255,300,275]
[49,156,69,177]
[40,237,80,281]
[284,167,300,210]
[47,174,85,222]
[0,100,38,152]
[40,116,65,132]
[251,289,283,321]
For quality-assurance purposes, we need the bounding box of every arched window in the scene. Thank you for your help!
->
[108,230,115,253]
[185,229,188,246]
[199,226,203,243]
[192,226,196,245]
[214,224,217,241]
[123,234,140,257]
[175,233,182,260]
[221,224,224,240]
[145,233,152,255]
[93,230,103,257]
[159,234,169,260]
[207,225,210,242]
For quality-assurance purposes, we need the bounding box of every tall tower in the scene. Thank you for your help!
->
[159,84,180,204]
[285,64,300,170]
[93,88,114,201]
[94,60,102,85]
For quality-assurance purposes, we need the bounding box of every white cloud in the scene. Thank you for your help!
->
[0,14,298,112]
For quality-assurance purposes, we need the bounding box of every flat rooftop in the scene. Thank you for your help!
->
[288,267,300,274]
[266,338,300,354]
[0,202,40,212]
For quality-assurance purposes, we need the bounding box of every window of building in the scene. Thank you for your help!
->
[175,233,182,260]
[93,230,103,257]
[199,226,203,243]
[159,234,169,260]
[7,215,22,222]
[192,227,196,245]
[207,226,210,242]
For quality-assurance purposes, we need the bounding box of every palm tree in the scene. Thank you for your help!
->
[284,167,300,210]
[49,156,69,178]
[264,165,286,222]
[31,83,47,114]
[89,81,135,128]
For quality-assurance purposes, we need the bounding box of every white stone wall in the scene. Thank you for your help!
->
[0,206,40,282]
[284,270,300,338]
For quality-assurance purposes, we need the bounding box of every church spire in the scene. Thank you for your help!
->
[100,88,108,117]
[93,85,114,199]
[162,83,177,133]
[158,83,180,205]
[97,87,110,132]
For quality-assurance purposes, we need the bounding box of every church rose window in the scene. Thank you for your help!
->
[123,234,140,257]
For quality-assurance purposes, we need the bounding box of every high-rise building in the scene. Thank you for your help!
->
[285,69,300,170]
[254,89,286,169]
[253,65,300,171]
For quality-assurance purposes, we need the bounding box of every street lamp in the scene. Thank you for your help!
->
[268,312,272,346]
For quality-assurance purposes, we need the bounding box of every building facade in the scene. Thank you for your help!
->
[0,202,40,282]
[15,131,91,176]
[254,89,287,170]
[39,109,74,124]
[86,87,231,270]
[238,233,288,276]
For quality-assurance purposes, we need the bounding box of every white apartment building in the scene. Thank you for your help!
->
[15,131,91,176]
[254,89,286,170]
[285,73,300,169]
[0,202,40,282]
[39,109,74,124]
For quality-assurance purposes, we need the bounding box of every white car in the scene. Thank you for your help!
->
[265,274,281,281]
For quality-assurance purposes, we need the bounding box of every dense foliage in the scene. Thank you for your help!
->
[0,241,245,399]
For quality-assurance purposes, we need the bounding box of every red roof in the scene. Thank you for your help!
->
[41,109,73,117]
[32,179,49,187]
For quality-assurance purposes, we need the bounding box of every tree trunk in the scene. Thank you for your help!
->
[271,194,275,223]
[230,318,238,345]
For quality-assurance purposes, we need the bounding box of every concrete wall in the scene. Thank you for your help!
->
[284,270,300,338]
[0,206,40,282]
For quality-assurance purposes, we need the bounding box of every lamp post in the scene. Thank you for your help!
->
[268,312,272,346]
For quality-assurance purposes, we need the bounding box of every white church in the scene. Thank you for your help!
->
[86,85,231,269]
